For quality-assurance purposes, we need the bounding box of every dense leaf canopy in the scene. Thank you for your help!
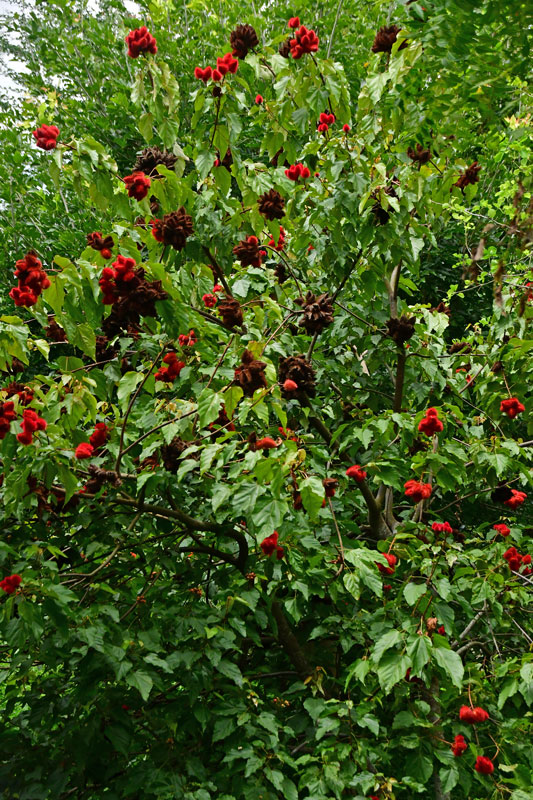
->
[0,1,532,798]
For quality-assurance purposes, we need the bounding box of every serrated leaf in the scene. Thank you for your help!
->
[197,388,223,428]
[126,670,153,701]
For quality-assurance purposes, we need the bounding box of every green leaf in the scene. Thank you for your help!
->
[403,582,427,606]
[407,635,431,674]
[197,388,223,428]
[433,647,464,689]
[138,111,154,142]
[117,371,144,408]
[217,660,243,687]
[377,653,410,693]
[299,476,325,520]
[127,670,153,701]
[372,629,402,664]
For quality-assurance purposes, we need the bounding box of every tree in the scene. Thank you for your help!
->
[0,1,532,798]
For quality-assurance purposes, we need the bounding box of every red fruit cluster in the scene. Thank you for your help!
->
[475,756,494,775]
[418,407,443,436]
[459,705,489,723]
[17,409,47,446]
[285,163,311,181]
[0,574,22,594]
[503,546,532,574]
[203,293,218,308]
[99,255,137,304]
[290,24,319,59]
[90,422,110,450]
[260,531,284,559]
[125,26,157,58]
[154,353,185,383]
[268,226,285,251]
[0,401,17,440]
[178,330,197,347]
[493,522,510,537]
[451,734,468,757]
[194,53,238,82]
[432,521,453,534]
[404,480,432,502]
[10,253,50,307]
[504,489,527,509]
[87,232,114,260]
[317,111,335,133]
[123,171,151,201]
[500,396,525,418]
[376,552,397,575]
[32,124,59,150]
[346,464,367,483]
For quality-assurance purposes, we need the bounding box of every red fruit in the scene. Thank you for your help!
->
[101,248,112,259]
[89,422,110,449]
[10,252,50,308]
[123,171,151,201]
[290,25,319,58]
[125,26,157,58]
[255,437,278,449]
[285,163,311,181]
[376,552,397,575]
[459,705,489,723]
[504,489,527,509]
[418,407,444,436]
[474,756,494,775]
[437,625,445,635]
[346,465,367,483]
[431,521,453,534]
[317,123,329,133]
[212,69,223,81]
[493,523,510,537]
[451,734,468,757]
[319,112,335,126]
[75,442,94,460]
[16,431,33,446]
[194,66,212,82]
[500,397,525,419]
[202,293,217,308]
[404,480,432,503]
[255,94,264,104]
[342,123,351,132]
[217,52,239,74]
[283,379,298,391]
[261,531,282,557]
[0,574,22,594]
[288,17,300,28]
[32,124,60,150]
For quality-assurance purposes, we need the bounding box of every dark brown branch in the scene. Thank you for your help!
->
[271,600,314,681]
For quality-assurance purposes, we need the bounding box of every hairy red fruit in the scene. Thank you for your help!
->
[418,407,444,436]
[504,489,527,509]
[0,574,22,594]
[32,124,59,150]
[451,734,468,757]
[260,531,284,559]
[255,437,278,450]
[202,293,217,308]
[285,163,311,181]
[283,379,298,391]
[459,705,489,723]
[194,66,213,82]
[474,756,494,775]
[404,480,432,502]
[123,171,151,201]
[493,523,510,536]
[255,94,263,104]
[376,552,397,575]
[75,442,94,460]
[343,123,351,132]
[346,465,367,483]
[500,397,525,418]
[288,17,300,28]
[431,521,453,534]
[125,26,157,58]
[10,252,50,307]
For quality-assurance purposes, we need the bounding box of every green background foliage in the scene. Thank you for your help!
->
[0,0,532,798]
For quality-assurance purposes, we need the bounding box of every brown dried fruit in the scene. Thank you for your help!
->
[234,349,268,397]
[134,146,178,177]
[230,24,259,59]
[151,208,193,251]
[449,341,472,354]
[218,295,244,329]
[453,161,481,193]
[372,25,408,53]
[407,144,432,165]
[295,291,334,334]
[386,315,416,345]
[278,355,316,398]
[258,188,285,221]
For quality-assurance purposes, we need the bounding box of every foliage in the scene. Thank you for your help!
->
[0,1,532,798]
